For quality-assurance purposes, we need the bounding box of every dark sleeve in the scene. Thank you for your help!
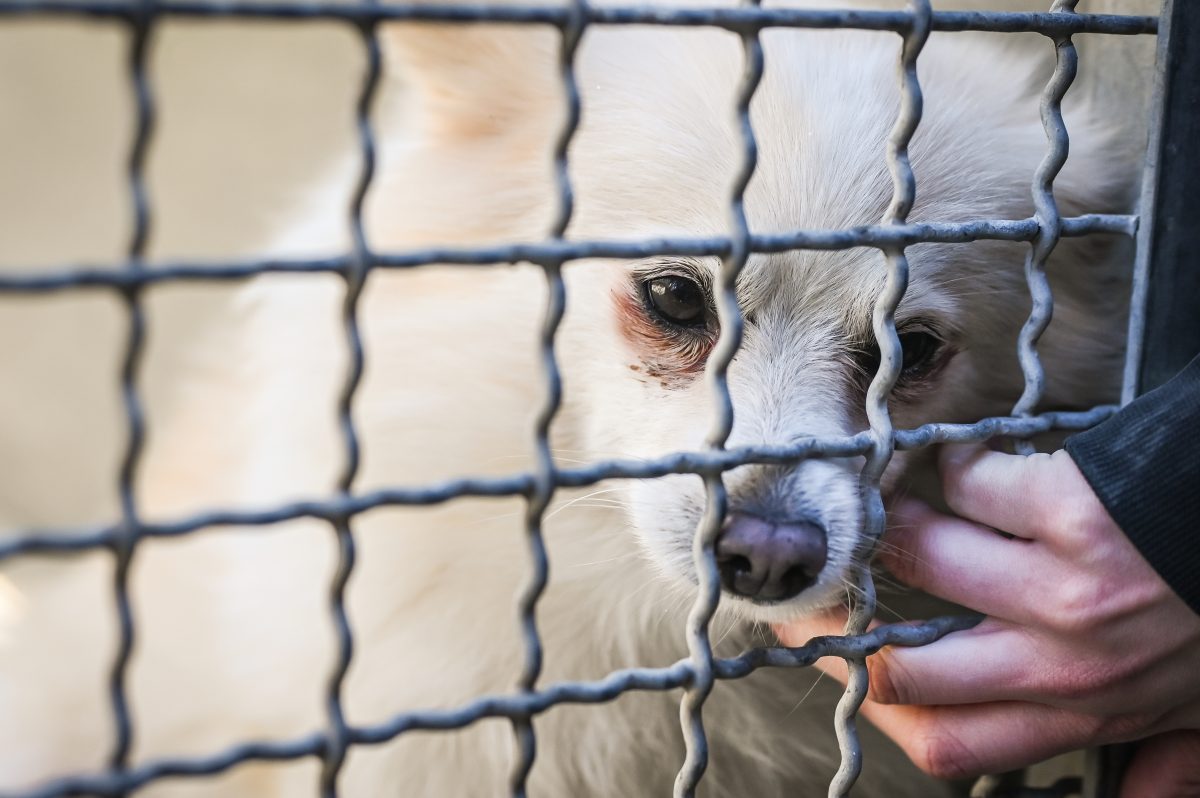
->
[1065,354,1200,617]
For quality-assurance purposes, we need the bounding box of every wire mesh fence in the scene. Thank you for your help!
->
[0,1,1161,797]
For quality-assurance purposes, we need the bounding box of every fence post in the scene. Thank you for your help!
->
[1122,0,1200,401]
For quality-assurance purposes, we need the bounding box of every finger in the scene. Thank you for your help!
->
[938,443,1063,539]
[1120,731,1200,798]
[782,613,1046,707]
[785,601,1191,717]
[882,498,1055,624]
[784,646,1109,779]
[856,619,1043,706]
[774,610,1033,707]
[857,699,1104,780]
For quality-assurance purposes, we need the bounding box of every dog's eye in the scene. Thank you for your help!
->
[853,328,945,384]
[898,330,942,377]
[644,275,707,327]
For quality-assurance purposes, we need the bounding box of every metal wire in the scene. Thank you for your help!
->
[0,1,1157,797]
[318,8,383,797]
[0,616,980,798]
[0,404,1122,563]
[0,214,1137,293]
[1011,0,1080,454]
[509,1,586,793]
[831,2,931,794]
[0,1,1159,35]
[673,1,763,793]
[108,0,155,781]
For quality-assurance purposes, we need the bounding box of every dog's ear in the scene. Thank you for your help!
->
[381,7,566,142]
[367,9,570,246]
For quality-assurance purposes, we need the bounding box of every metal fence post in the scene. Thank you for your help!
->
[1123,0,1200,402]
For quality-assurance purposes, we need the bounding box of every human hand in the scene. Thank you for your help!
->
[773,444,1200,796]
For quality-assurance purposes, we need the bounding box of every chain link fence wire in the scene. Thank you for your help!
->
[0,1,1159,796]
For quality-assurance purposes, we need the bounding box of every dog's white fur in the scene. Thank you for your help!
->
[0,3,1137,795]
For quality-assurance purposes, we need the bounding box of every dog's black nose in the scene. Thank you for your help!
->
[715,513,827,602]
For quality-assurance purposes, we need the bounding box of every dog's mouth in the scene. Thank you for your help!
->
[712,578,849,625]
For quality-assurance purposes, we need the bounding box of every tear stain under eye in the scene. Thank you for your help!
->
[611,285,715,390]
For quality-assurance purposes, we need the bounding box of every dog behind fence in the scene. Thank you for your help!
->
[0,1,1172,796]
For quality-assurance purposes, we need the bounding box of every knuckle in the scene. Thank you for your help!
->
[1043,451,1107,546]
[1052,666,1112,703]
[1046,658,1137,705]
[1045,501,1093,549]
[1058,710,1149,749]
[1045,578,1105,634]
[1096,711,1158,744]
[1018,449,1053,485]
[909,722,984,780]
[1025,451,1057,482]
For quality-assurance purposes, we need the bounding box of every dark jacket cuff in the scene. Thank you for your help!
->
[1065,354,1200,617]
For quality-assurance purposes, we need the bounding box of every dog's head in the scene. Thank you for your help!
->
[376,9,1137,621]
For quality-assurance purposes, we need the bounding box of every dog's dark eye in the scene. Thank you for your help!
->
[898,330,942,377]
[853,328,946,386]
[644,275,707,327]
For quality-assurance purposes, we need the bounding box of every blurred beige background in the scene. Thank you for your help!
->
[0,16,365,527]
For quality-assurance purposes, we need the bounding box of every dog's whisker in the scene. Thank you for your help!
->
[784,670,829,720]
[543,488,628,522]
[872,594,908,622]
[567,550,641,570]
[712,613,741,650]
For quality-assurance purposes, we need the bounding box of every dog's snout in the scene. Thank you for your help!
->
[715,513,828,603]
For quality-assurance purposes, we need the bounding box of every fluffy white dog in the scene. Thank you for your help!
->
[0,3,1137,796]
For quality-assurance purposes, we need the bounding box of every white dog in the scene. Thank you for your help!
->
[0,3,1137,796]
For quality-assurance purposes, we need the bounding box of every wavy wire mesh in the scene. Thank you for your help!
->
[0,1,1158,797]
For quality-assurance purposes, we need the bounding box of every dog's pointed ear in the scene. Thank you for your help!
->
[381,8,566,141]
